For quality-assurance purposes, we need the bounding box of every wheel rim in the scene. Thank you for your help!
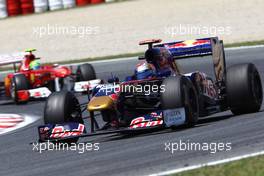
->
[69,97,82,123]
[189,88,198,118]
[10,82,16,100]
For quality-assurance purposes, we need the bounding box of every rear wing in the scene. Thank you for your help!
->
[155,37,227,82]
[0,53,24,66]
[0,53,25,72]
[155,38,212,59]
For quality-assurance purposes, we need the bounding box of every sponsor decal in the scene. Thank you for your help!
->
[166,39,210,48]
[29,87,51,98]
[50,124,85,139]
[129,112,163,129]
[74,79,102,92]
[163,108,186,127]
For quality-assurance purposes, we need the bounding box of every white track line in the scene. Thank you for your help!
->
[149,150,264,176]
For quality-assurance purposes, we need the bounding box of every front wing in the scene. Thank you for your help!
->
[37,107,186,142]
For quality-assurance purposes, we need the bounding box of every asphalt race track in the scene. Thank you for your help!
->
[0,46,264,176]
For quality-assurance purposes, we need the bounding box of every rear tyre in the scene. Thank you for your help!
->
[11,74,30,104]
[226,63,263,115]
[161,76,199,127]
[76,63,96,81]
[44,91,83,143]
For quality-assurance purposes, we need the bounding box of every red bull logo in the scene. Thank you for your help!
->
[166,39,211,49]
[129,117,163,129]
[50,124,85,139]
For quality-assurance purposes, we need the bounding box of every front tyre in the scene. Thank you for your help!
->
[44,91,83,143]
[44,91,83,124]
[161,76,199,127]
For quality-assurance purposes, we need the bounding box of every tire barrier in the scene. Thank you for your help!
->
[0,0,7,18]
[7,0,21,16]
[0,0,117,18]
[62,0,75,8]
[76,0,89,6]
[20,0,34,14]
[48,0,63,11]
[34,0,47,13]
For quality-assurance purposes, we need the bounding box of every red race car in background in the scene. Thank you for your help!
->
[0,49,102,104]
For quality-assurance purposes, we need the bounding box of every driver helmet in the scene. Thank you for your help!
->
[144,47,173,70]
[27,54,35,60]
[135,62,154,80]
[24,48,36,60]
[29,59,40,70]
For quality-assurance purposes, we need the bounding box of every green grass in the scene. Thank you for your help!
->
[173,155,264,176]
[1,39,264,72]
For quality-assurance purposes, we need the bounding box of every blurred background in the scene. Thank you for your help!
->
[0,0,263,63]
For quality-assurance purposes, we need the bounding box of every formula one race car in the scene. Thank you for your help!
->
[0,49,101,104]
[37,37,263,143]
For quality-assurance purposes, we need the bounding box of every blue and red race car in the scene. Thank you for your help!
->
[37,37,263,143]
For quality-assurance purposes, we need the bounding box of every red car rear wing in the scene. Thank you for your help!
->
[0,53,25,72]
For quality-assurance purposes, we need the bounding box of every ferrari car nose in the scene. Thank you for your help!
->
[87,96,114,111]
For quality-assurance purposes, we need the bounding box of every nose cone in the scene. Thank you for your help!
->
[87,96,114,111]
